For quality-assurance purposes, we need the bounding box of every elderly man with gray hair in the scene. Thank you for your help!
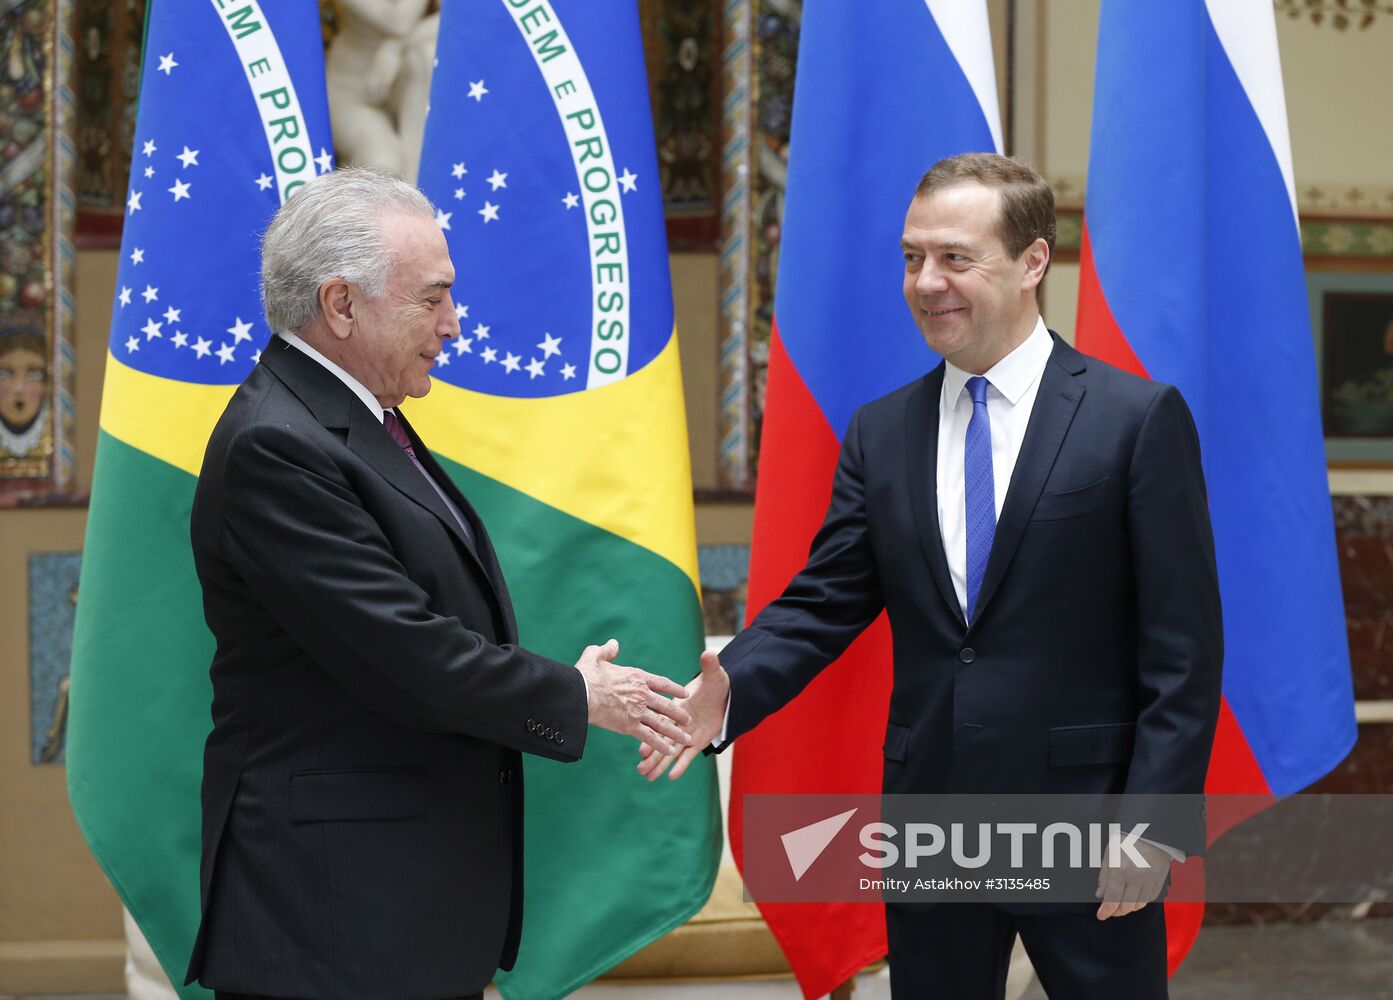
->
[183,167,694,1000]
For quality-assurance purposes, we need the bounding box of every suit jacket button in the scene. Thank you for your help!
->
[526,719,536,732]
[557,735,564,745]
[959,647,976,664]
[499,768,512,783]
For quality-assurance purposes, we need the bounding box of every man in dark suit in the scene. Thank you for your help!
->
[644,154,1223,998]
[184,167,693,1000]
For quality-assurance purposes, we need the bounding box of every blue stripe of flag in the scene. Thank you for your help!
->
[1085,0,1355,793]
[774,0,998,439]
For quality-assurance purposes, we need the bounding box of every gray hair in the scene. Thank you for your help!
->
[260,167,435,333]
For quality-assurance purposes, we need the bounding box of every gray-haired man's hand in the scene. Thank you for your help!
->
[577,639,693,758]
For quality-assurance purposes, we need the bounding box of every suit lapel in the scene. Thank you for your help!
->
[344,404,501,590]
[395,409,520,643]
[904,366,965,625]
[260,340,505,626]
[967,335,1086,631]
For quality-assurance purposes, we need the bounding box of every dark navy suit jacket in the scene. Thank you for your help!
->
[719,334,1223,858]
[185,339,588,998]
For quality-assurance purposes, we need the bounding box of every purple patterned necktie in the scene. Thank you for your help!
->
[382,410,421,467]
[383,410,477,551]
[964,375,995,621]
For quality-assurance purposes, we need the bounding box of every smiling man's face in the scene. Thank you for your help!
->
[341,211,459,408]
[900,182,1044,375]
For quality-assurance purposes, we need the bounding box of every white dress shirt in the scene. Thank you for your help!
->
[937,316,1053,622]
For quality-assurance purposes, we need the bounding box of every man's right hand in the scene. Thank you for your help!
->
[636,650,730,782]
[576,639,694,758]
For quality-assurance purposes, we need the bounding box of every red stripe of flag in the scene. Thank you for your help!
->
[730,322,892,997]
[1078,222,1274,975]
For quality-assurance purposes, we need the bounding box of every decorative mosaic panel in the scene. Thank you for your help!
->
[0,0,77,502]
[698,542,750,637]
[640,0,722,248]
[718,0,797,487]
[28,551,81,763]
[73,0,145,243]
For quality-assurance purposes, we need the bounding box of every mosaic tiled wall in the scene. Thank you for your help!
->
[28,551,80,763]
[0,0,78,500]
[698,542,750,636]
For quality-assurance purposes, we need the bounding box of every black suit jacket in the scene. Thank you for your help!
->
[720,335,1223,856]
[184,339,588,998]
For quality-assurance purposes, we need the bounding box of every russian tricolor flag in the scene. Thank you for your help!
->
[1079,0,1357,972]
[728,3,1002,995]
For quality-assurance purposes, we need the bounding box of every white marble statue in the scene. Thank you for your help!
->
[325,0,439,182]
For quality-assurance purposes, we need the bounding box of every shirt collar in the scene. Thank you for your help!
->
[278,331,386,423]
[943,315,1052,407]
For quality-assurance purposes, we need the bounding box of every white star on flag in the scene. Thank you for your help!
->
[453,188,465,200]
[143,166,154,179]
[487,169,507,191]
[562,192,579,209]
[142,140,157,156]
[473,323,490,339]
[177,146,200,168]
[537,332,562,358]
[227,317,254,344]
[129,247,144,265]
[435,209,453,230]
[216,343,237,365]
[481,347,498,363]
[168,178,192,201]
[525,357,546,379]
[468,80,488,101]
[315,148,334,173]
[451,162,467,179]
[157,53,177,75]
[479,201,499,223]
[453,337,472,355]
[172,331,189,348]
[455,303,469,320]
[435,352,451,366]
[618,168,638,193]
[255,173,274,191]
[561,363,577,380]
[142,285,159,303]
[117,287,131,307]
[127,190,143,214]
[192,337,213,359]
[252,349,262,363]
[141,318,163,340]
[125,335,140,353]
[502,352,521,373]
[163,306,181,323]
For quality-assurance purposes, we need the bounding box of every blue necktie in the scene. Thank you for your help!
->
[964,376,995,621]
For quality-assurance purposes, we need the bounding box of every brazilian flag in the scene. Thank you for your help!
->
[414,2,721,998]
[66,2,333,994]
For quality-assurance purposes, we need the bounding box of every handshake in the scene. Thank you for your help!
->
[574,640,730,782]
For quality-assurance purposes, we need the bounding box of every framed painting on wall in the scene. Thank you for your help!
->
[1310,271,1393,465]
